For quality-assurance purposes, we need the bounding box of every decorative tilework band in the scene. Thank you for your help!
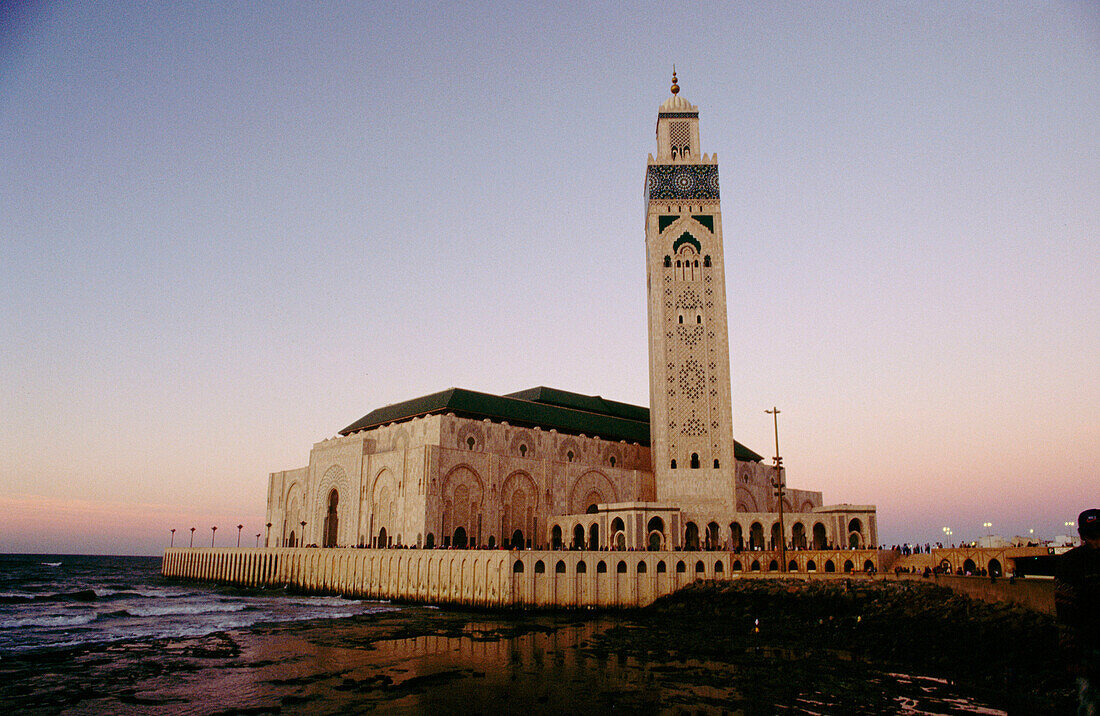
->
[646,164,720,201]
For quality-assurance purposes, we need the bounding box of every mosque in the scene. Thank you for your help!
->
[263,75,877,558]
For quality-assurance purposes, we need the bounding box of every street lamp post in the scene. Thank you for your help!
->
[265,522,272,548]
[211,526,217,547]
[170,528,175,548]
[300,521,306,547]
[255,533,261,548]
[237,524,243,547]
[190,527,196,548]
[766,407,785,573]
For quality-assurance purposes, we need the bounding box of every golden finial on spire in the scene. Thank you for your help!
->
[671,65,679,95]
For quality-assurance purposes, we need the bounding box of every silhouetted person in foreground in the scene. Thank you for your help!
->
[1056,508,1100,715]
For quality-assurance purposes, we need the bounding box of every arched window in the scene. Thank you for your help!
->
[617,560,627,573]
[556,560,566,573]
[573,524,585,549]
[513,560,524,573]
[551,525,563,550]
[609,456,616,467]
[577,560,587,573]
[567,450,574,462]
[696,315,701,323]
[676,560,686,573]
[714,459,720,468]
[664,255,671,267]
[788,560,798,572]
[678,315,684,324]
[843,560,854,573]
[690,453,700,469]
[732,560,742,571]
[453,526,468,549]
[670,459,677,469]
[676,260,682,268]
[657,560,667,573]
[589,523,599,549]
[638,561,647,573]
[597,560,607,573]
[425,533,435,549]
[715,560,724,573]
[519,444,527,457]
[466,436,476,450]
[695,560,705,573]
[806,560,816,572]
[534,560,545,573]
[825,560,835,573]
[768,559,779,571]
[750,559,760,571]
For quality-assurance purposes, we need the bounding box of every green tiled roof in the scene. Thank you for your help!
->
[339,386,765,462]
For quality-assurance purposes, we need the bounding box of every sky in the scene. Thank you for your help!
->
[1,2,1097,556]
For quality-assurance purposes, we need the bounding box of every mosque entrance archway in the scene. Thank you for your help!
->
[511,529,524,549]
[288,530,296,548]
[791,522,806,549]
[963,558,977,574]
[551,525,563,550]
[322,489,339,548]
[749,522,764,549]
[813,522,827,549]
[730,522,743,550]
[706,522,720,550]
[589,523,599,550]
[685,522,700,551]
[988,559,1002,577]
[377,527,387,548]
[647,517,664,551]
[573,524,586,549]
[453,526,468,549]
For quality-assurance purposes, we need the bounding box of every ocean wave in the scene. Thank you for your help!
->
[128,602,250,617]
[1,614,97,629]
[0,589,97,604]
[40,562,62,567]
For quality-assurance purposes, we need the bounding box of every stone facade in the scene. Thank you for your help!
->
[261,76,877,564]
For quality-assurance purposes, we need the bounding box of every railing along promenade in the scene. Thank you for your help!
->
[162,546,882,608]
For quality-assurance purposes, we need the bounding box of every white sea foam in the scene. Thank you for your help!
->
[128,602,249,617]
[1,614,97,629]
[40,562,62,567]
[0,592,39,600]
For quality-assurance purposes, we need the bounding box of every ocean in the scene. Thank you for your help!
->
[0,554,397,654]
[0,554,1055,713]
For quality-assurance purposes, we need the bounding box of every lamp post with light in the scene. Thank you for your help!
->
[766,407,785,573]
[211,526,217,547]
[255,533,261,548]
[300,521,306,547]
[237,524,243,547]
[190,527,196,548]
[265,522,272,548]
[170,528,175,548]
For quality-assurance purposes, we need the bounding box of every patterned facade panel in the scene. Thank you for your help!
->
[646,164,720,201]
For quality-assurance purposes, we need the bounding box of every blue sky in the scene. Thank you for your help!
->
[2,2,1097,554]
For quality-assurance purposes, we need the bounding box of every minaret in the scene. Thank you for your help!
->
[645,71,736,510]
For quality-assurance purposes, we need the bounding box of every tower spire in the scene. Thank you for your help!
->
[670,66,679,95]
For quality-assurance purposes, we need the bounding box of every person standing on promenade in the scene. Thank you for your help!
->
[1056,508,1100,715]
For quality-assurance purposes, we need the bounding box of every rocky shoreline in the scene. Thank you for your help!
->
[0,578,1073,714]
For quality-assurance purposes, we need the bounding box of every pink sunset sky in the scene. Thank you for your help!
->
[2,3,1097,555]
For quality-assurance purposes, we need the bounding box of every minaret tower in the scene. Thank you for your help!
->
[645,71,736,511]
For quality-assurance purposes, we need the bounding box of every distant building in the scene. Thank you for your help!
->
[264,75,877,554]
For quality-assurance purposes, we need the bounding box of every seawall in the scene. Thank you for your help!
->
[161,547,881,608]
